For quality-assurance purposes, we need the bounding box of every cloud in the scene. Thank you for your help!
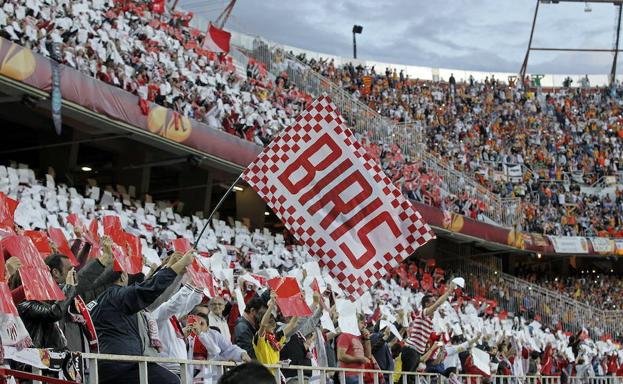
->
[182,0,623,74]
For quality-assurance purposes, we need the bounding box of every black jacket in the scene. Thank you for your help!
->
[281,333,311,378]
[233,316,256,359]
[18,285,76,349]
[90,268,177,356]
[59,258,112,352]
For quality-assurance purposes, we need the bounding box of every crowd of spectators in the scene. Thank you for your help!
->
[0,162,622,383]
[4,0,623,236]
[0,0,312,146]
[291,54,623,237]
[515,267,623,312]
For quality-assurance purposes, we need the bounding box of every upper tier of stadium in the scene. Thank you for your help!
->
[2,0,623,240]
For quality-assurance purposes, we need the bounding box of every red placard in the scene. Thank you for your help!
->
[267,276,312,317]
[48,228,79,266]
[1,236,65,301]
[0,282,18,315]
[0,192,17,236]
[19,266,65,301]
[171,238,192,253]
[23,230,52,256]
[122,232,143,275]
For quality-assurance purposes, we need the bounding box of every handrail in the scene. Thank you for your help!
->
[240,38,520,227]
[453,259,623,338]
[4,349,620,384]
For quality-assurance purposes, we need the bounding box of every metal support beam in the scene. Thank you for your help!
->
[120,156,189,170]
[204,173,214,214]
[611,4,622,85]
[519,0,540,85]
[540,0,623,3]
[531,47,623,52]
[0,96,22,104]
[0,134,130,155]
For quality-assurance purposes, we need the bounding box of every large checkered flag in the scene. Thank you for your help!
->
[243,96,434,298]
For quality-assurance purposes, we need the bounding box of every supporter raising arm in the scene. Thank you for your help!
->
[253,291,299,373]
[90,249,195,384]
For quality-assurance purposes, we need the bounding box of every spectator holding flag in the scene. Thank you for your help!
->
[337,315,374,384]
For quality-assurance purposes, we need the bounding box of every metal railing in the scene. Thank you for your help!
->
[81,352,437,384]
[5,350,623,384]
[242,38,520,227]
[452,260,623,339]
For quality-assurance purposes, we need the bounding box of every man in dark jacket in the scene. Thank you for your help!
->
[371,325,395,383]
[233,296,266,359]
[91,250,194,384]
[17,253,76,349]
[60,237,116,352]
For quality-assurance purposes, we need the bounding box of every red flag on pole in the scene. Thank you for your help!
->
[202,23,231,53]
[152,0,165,14]
[242,96,434,298]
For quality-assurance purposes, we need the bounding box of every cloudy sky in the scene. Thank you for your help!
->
[180,0,623,75]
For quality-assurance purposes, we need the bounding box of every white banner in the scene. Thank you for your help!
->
[589,237,615,254]
[615,239,623,255]
[548,236,589,254]
[243,96,434,297]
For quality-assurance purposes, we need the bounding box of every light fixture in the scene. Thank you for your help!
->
[233,186,243,192]
[264,211,270,216]
[537,253,542,259]
[81,166,92,172]
[584,2,592,12]
[592,269,596,273]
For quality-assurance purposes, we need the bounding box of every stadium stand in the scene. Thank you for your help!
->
[0,162,621,382]
[0,0,623,383]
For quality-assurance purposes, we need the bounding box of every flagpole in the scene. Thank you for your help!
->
[193,173,243,249]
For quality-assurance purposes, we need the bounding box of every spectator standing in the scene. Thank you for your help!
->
[336,316,373,384]
[234,296,267,358]
[90,249,195,384]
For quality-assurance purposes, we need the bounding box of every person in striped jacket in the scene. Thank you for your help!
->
[401,281,457,383]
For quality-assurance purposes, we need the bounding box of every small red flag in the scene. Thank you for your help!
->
[202,23,231,53]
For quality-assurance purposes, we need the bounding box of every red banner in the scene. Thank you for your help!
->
[243,96,434,297]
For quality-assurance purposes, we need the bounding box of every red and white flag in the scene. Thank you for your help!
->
[202,23,231,54]
[243,96,434,297]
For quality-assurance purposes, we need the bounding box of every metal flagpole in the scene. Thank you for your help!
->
[193,173,243,249]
